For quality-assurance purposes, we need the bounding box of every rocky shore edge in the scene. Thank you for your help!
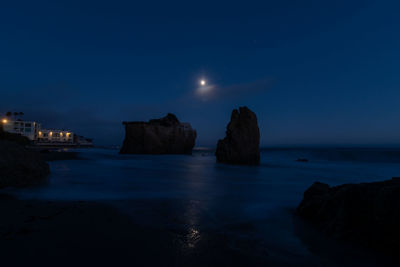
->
[297,177,400,256]
[0,128,50,189]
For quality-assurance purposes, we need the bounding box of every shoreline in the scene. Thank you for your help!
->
[0,195,287,266]
[0,194,176,266]
[2,147,400,266]
[1,194,398,267]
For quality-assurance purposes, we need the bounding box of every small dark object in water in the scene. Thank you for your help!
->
[296,158,309,162]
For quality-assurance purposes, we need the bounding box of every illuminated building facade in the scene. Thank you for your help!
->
[37,129,74,143]
[1,118,74,143]
[1,119,41,141]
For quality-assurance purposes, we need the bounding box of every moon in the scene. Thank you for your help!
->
[196,78,215,98]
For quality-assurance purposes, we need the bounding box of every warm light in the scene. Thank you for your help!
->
[60,132,63,137]
[200,80,206,86]
[38,131,42,135]
[49,132,53,136]
[2,119,7,124]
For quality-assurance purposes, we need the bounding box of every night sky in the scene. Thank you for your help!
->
[1,0,399,146]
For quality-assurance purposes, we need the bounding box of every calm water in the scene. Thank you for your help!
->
[5,147,400,266]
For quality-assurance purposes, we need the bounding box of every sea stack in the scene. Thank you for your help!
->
[297,178,400,255]
[120,113,196,154]
[215,106,260,165]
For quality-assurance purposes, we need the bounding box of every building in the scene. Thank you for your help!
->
[37,129,74,144]
[1,118,41,141]
[1,118,75,144]
[1,115,92,147]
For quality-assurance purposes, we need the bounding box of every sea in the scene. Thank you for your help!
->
[4,147,400,266]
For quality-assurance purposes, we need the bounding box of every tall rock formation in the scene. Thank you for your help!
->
[120,113,197,154]
[215,107,260,165]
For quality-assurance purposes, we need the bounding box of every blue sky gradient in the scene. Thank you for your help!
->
[1,0,400,146]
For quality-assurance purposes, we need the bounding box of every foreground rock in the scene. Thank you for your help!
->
[215,107,260,165]
[120,113,196,154]
[297,178,400,255]
[0,128,30,146]
[0,140,50,188]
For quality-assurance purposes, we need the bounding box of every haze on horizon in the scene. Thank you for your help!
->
[1,0,400,147]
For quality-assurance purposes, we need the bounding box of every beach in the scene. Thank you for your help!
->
[0,194,178,266]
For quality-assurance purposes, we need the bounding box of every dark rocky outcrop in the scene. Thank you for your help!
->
[297,178,400,254]
[0,127,30,146]
[120,113,197,154]
[0,140,50,189]
[0,125,49,188]
[215,107,260,165]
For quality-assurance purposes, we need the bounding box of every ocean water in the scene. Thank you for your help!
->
[5,147,400,266]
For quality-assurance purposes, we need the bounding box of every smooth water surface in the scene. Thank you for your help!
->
[4,147,400,266]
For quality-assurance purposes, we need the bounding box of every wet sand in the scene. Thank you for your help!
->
[0,194,175,266]
[0,195,278,267]
[1,194,398,267]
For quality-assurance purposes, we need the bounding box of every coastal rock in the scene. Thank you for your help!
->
[297,178,400,254]
[0,127,30,145]
[0,140,50,188]
[215,107,260,165]
[120,113,197,154]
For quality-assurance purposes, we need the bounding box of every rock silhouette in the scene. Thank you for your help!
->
[120,113,196,154]
[216,107,260,165]
[0,138,49,189]
[297,178,400,255]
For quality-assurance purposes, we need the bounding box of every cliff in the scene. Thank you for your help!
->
[120,113,197,154]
